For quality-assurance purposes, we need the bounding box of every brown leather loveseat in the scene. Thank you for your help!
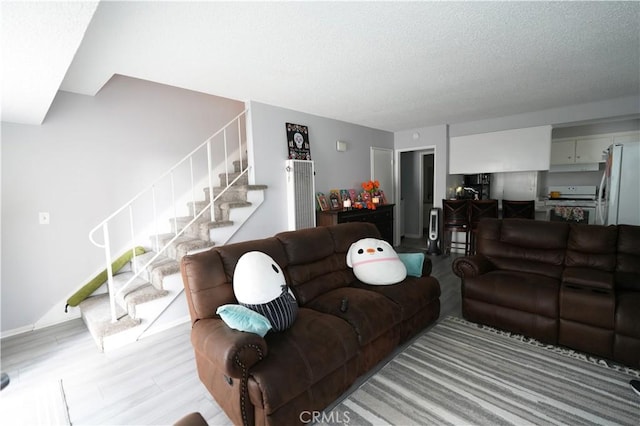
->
[452,218,640,368]
[181,222,441,425]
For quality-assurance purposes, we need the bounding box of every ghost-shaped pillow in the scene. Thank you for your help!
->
[233,251,298,332]
[346,238,407,285]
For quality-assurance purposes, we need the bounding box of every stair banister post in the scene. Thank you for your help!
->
[223,128,229,187]
[190,157,196,219]
[171,172,177,236]
[152,185,159,251]
[207,138,215,222]
[237,117,244,171]
[128,205,138,274]
[102,224,118,323]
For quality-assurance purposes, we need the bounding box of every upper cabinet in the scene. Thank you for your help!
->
[550,131,639,166]
[550,136,611,165]
[449,125,551,174]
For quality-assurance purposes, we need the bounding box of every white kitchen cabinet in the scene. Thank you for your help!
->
[550,140,576,164]
[576,137,611,163]
[551,136,611,165]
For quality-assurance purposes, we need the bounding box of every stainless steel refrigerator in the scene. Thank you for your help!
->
[597,141,640,225]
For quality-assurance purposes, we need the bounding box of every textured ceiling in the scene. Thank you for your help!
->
[3,1,639,130]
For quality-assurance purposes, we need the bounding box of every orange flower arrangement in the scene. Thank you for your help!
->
[361,179,380,194]
[361,180,380,209]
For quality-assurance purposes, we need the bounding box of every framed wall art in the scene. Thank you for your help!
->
[286,123,311,160]
[316,192,329,211]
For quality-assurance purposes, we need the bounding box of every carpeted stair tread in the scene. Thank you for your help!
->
[171,236,215,258]
[79,294,141,350]
[173,216,233,240]
[203,220,233,229]
[217,172,248,186]
[132,252,180,290]
[203,184,268,202]
[112,272,169,318]
[154,233,215,259]
[232,159,247,173]
[221,200,252,209]
[111,271,150,295]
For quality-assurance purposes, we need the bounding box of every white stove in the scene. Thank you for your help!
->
[545,186,601,224]
[545,185,598,207]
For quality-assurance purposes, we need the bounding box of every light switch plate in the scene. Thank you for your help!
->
[39,212,50,225]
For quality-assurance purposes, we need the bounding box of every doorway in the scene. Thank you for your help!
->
[422,153,435,234]
[399,149,435,240]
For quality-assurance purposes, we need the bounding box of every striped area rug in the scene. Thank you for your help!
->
[322,317,639,426]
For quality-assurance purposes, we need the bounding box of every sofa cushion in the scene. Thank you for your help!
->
[476,219,569,279]
[499,219,570,250]
[276,227,354,305]
[276,226,335,265]
[217,238,289,283]
[247,308,359,414]
[616,291,640,338]
[327,222,381,253]
[565,224,617,271]
[304,287,402,345]
[562,267,614,290]
[353,275,440,321]
[463,270,560,318]
[616,225,640,291]
[284,253,353,306]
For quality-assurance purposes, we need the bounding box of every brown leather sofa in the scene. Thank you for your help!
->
[452,218,640,368]
[181,222,441,426]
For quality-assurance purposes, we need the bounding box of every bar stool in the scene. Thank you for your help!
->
[442,199,470,255]
[469,199,499,254]
[502,200,536,219]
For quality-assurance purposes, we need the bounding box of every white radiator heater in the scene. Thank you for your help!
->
[285,160,316,230]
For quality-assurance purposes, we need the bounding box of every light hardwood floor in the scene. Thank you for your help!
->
[0,238,461,425]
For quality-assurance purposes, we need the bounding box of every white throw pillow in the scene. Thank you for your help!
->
[233,251,298,331]
[346,238,407,285]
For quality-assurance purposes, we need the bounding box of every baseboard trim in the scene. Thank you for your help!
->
[1,312,80,340]
[0,324,35,339]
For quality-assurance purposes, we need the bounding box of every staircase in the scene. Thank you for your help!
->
[82,110,266,351]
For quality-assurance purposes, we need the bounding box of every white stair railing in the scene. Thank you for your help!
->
[89,109,249,323]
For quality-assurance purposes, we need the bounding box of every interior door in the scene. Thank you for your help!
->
[370,147,394,203]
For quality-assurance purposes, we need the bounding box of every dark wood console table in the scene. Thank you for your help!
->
[316,204,395,245]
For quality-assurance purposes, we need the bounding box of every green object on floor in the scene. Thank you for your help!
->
[65,246,146,311]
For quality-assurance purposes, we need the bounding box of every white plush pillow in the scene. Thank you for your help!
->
[233,251,298,331]
[346,238,407,285]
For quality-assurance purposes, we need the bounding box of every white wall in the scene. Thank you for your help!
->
[395,125,448,207]
[231,101,394,242]
[1,75,244,333]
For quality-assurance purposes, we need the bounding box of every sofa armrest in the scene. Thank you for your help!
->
[452,255,495,278]
[191,318,268,379]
